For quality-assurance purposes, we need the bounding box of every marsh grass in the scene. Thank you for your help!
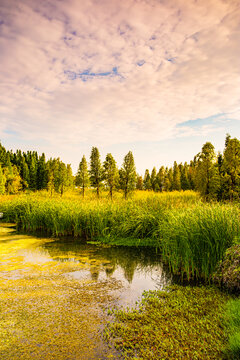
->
[1,190,239,280]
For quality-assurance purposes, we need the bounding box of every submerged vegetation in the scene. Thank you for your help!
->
[105,285,231,359]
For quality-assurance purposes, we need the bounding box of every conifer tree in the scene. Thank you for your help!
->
[222,137,240,200]
[167,168,173,191]
[195,142,220,200]
[20,158,30,190]
[172,161,181,190]
[37,153,47,190]
[156,166,165,192]
[136,175,143,190]
[103,153,118,200]
[119,151,136,199]
[89,147,103,198]
[0,142,7,166]
[180,162,190,190]
[0,165,6,194]
[75,155,89,198]
[150,167,157,191]
[143,169,151,190]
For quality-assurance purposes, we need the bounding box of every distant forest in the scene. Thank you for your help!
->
[0,134,239,201]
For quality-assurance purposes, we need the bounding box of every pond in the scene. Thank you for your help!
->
[0,223,171,359]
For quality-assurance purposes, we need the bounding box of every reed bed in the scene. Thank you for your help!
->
[0,190,239,280]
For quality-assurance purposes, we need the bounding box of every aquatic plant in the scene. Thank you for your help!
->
[105,285,230,359]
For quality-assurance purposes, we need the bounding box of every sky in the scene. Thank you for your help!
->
[0,0,240,175]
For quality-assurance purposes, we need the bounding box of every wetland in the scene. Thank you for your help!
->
[0,223,171,359]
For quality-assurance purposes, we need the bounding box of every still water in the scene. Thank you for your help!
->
[0,223,171,359]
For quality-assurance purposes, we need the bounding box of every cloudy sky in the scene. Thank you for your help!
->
[0,0,239,174]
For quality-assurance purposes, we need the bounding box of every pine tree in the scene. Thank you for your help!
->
[0,165,6,194]
[136,175,143,190]
[89,147,103,198]
[172,161,181,190]
[143,169,151,190]
[37,153,48,190]
[103,153,118,200]
[195,142,220,200]
[21,158,30,190]
[167,168,173,191]
[222,137,240,200]
[150,167,157,191]
[0,142,7,166]
[156,166,165,192]
[75,155,89,198]
[119,151,136,199]
[180,162,190,190]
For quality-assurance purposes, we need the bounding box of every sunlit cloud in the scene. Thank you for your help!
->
[0,0,239,172]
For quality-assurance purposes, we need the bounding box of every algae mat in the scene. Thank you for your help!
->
[0,224,120,359]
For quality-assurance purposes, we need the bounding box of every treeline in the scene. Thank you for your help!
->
[140,134,240,201]
[0,134,240,200]
[0,147,73,196]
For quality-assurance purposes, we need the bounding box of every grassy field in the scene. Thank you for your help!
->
[0,190,240,281]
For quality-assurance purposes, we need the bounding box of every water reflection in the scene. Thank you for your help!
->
[42,240,172,306]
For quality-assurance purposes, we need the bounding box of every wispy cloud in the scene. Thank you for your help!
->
[0,0,239,171]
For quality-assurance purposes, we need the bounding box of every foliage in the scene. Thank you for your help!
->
[89,147,103,198]
[195,142,220,200]
[75,155,89,198]
[119,151,137,199]
[1,134,240,200]
[222,137,240,200]
[105,285,230,359]
[0,165,6,194]
[103,153,119,200]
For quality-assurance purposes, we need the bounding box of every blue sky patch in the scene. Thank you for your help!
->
[64,67,122,81]
[177,114,225,128]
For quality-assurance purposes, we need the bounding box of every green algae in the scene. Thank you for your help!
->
[0,225,121,359]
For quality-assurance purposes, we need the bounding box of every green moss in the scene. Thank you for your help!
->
[105,285,232,359]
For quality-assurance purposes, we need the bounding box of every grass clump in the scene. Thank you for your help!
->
[160,204,240,280]
[105,285,231,359]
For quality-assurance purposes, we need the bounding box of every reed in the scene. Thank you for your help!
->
[0,191,239,280]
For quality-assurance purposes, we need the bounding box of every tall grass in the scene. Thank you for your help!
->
[159,204,240,280]
[0,190,239,280]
